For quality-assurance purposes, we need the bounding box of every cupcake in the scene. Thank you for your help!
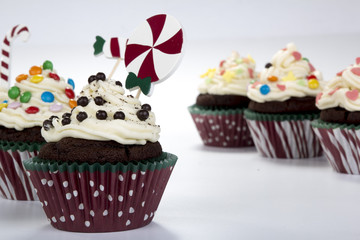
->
[24,73,177,232]
[245,43,324,158]
[312,58,360,174]
[0,60,75,200]
[188,52,256,147]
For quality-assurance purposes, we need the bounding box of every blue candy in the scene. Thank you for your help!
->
[41,91,55,103]
[260,84,270,95]
[2,100,8,103]
[67,78,75,90]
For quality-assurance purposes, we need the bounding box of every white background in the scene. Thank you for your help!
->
[0,0,360,239]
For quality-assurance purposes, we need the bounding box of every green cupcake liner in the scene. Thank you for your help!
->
[23,152,177,174]
[244,109,320,121]
[0,140,45,152]
[188,104,245,116]
[311,119,360,130]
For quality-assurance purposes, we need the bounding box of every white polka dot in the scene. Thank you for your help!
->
[53,170,58,174]
[103,210,108,216]
[60,216,65,222]
[44,201,48,206]
[131,174,137,180]
[70,215,75,221]
[209,119,213,124]
[236,127,241,131]
[73,190,78,197]
[226,136,230,141]
[220,132,224,136]
[152,190,155,194]
[232,121,236,126]
[129,190,133,196]
[150,212,153,217]
[142,201,145,207]
[85,221,90,227]
[129,207,135,213]
[66,193,72,200]
[78,173,81,179]
[208,138,213,143]
[215,137,219,142]
[89,180,94,187]
[51,217,57,223]
[108,195,113,201]
[223,142,227,146]
[141,183,144,188]
[41,179,47,185]
[126,220,131,226]
[93,190,99,197]
[144,214,149,221]
[47,180,53,187]
[79,203,84,210]
[228,125,233,129]
[26,171,30,176]
[119,175,124,181]
[47,218,50,222]
[234,135,239,140]
[63,181,68,187]
[90,210,95,217]
[225,119,229,124]
[141,171,146,175]
[99,185,104,191]
[34,188,37,193]
[118,211,123,217]
[40,202,43,207]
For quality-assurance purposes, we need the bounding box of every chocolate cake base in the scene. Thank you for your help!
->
[248,96,319,114]
[196,94,250,109]
[320,107,360,124]
[0,126,44,142]
[39,137,162,163]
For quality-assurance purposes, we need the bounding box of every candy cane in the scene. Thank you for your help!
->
[93,36,127,59]
[0,24,30,88]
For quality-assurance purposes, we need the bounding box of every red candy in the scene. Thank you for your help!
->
[219,60,225,67]
[248,68,254,78]
[309,62,315,72]
[356,57,360,65]
[336,70,344,77]
[346,89,359,101]
[307,74,317,80]
[65,88,75,99]
[25,106,39,114]
[220,70,225,75]
[292,51,302,61]
[351,67,360,76]
[49,72,60,81]
[277,84,286,91]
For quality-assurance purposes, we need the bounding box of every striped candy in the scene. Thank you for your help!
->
[0,148,38,200]
[0,24,30,88]
[94,36,127,59]
[313,127,360,174]
[247,119,322,158]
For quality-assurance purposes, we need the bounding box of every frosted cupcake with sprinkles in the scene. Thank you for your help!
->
[312,58,360,174]
[188,51,257,147]
[245,43,324,158]
[0,25,76,201]
[24,14,184,232]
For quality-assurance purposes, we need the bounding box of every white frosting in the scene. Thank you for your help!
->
[247,43,324,103]
[198,51,257,96]
[42,79,160,145]
[0,86,7,103]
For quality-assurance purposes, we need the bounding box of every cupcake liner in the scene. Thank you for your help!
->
[244,110,322,159]
[0,140,43,200]
[23,152,177,232]
[312,119,360,174]
[188,104,254,147]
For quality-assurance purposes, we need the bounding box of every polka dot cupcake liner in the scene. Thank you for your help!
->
[188,105,254,147]
[23,152,177,232]
[0,140,43,201]
[312,119,360,174]
[245,110,322,159]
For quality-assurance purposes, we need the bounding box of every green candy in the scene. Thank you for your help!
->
[205,78,212,84]
[236,69,244,74]
[20,91,32,103]
[297,79,307,86]
[8,86,20,99]
[302,57,309,62]
[43,60,53,71]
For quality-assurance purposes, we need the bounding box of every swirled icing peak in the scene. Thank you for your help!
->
[198,51,257,96]
[316,57,360,111]
[0,60,75,130]
[247,43,324,103]
[42,73,160,145]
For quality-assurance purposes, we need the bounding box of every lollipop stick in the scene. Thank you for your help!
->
[108,58,122,80]
[135,88,141,99]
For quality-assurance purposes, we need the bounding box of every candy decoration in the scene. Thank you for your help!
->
[302,57,309,62]
[277,84,286,91]
[309,62,315,72]
[251,82,260,88]
[20,91,31,103]
[96,72,106,81]
[141,104,151,111]
[8,86,20,99]
[292,51,302,61]
[346,89,359,101]
[219,60,226,67]
[30,75,44,83]
[265,63,272,68]
[125,72,151,96]
[7,101,21,109]
[49,103,63,113]
[0,103,8,111]
[137,109,149,121]
[114,111,125,120]
[93,36,127,59]
[356,57,360,65]
[96,110,107,120]
[69,99,77,109]
[76,112,88,122]
[297,80,307,86]
[260,84,270,95]
[248,68,254,78]
[307,75,317,80]
[43,60,53,71]
[0,24,30,88]
[2,100,8,103]
[29,66,42,75]
[282,71,296,81]
[222,70,235,83]
[267,76,278,82]
[94,96,105,106]
[16,74,28,82]
[200,68,216,79]
[49,72,60,81]
[336,70,344,77]
[67,78,75,89]
[316,92,323,105]
[77,96,89,107]
[125,14,184,96]
[308,79,319,89]
[65,88,75,99]
[25,106,39,114]
[351,67,360,76]
[41,91,55,103]
[328,87,340,96]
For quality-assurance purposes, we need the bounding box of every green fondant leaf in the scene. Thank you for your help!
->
[93,36,105,55]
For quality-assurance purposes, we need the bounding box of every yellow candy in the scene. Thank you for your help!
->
[0,103,8,111]
[200,68,216,78]
[30,75,44,83]
[247,54,255,64]
[308,79,319,89]
[222,70,235,83]
[282,71,296,81]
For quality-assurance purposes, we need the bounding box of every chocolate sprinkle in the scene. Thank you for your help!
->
[115,81,122,87]
[96,110,107,120]
[141,104,151,111]
[77,96,89,107]
[96,72,106,81]
[62,118,71,126]
[88,75,97,84]
[114,111,125,120]
[76,112,88,122]
[137,110,149,121]
[94,96,105,106]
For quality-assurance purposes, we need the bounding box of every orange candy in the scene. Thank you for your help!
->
[268,76,278,82]
[69,99,77,109]
[29,66,42,75]
[16,74,28,82]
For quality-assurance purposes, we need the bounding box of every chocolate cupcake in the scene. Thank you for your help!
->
[188,52,256,147]
[0,60,75,200]
[245,43,324,158]
[24,73,177,232]
[312,58,360,174]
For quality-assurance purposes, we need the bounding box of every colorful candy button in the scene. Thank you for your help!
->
[308,62,315,72]
[282,71,296,81]
[277,84,286,91]
[43,60,53,71]
[65,88,75,99]
[29,66,42,75]
[20,91,32,103]
[16,74,28,82]
[41,91,55,103]
[49,103,63,113]
[69,99,77,108]
[7,102,21,109]
[351,67,360,76]
[8,86,20,99]
[30,75,44,83]
[292,51,302,61]
[49,72,60,81]
[308,79,319,89]
[267,76,278,82]
[260,84,270,95]
[25,106,39,114]
[297,79,307,86]
[346,89,359,101]
[2,100,8,103]
[0,103,8,111]
[222,70,235,82]
[67,78,75,89]
[248,68,254,78]
[307,75,317,80]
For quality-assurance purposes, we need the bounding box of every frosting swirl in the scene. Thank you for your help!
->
[198,51,257,96]
[247,43,324,103]
[316,59,360,111]
[0,61,74,130]
[42,74,160,145]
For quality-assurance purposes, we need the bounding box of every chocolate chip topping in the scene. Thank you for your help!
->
[137,109,149,121]
[96,72,106,81]
[114,111,125,120]
[43,119,53,131]
[115,81,123,87]
[62,118,71,126]
[76,112,88,122]
[77,96,89,107]
[141,104,151,111]
[265,63,272,68]
[96,110,107,120]
[88,75,97,84]
[94,96,105,106]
